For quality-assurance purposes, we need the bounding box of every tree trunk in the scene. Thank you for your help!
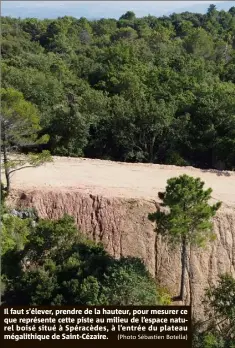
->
[172,236,187,302]
[188,245,193,308]
[2,130,10,195]
[149,135,156,163]
[186,243,193,310]
[180,237,187,301]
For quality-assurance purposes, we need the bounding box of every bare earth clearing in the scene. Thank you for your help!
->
[10,156,235,207]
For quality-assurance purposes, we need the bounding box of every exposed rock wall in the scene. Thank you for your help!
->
[8,188,235,318]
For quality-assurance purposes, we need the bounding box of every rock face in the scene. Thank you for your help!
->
[8,190,157,276]
[8,189,235,319]
[6,157,235,318]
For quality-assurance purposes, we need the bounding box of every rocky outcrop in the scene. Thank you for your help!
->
[8,188,235,318]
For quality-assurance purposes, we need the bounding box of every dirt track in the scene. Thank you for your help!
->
[9,156,235,206]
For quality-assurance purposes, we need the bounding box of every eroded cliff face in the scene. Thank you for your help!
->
[8,188,235,318]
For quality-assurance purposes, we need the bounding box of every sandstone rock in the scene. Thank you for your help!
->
[6,157,235,318]
[7,189,235,319]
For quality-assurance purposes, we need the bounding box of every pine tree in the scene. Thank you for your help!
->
[1,88,52,195]
[149,174,221,302]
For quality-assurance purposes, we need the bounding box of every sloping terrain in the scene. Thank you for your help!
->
[7,157,235,317]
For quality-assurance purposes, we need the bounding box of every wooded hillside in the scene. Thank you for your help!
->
[2,5,235,169]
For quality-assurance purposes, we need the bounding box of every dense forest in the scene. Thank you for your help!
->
[2,4,235,169]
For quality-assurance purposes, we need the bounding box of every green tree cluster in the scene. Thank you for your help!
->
[2,213,169,306]
[2,6,235,169]
[193,274,235,348]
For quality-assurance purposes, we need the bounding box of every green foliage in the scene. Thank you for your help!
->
[24,214,78,264]
[1,87,43,145]
[1,214,31,256]
[184,28,214,59]
[120,11,136,21]
[2,215,166,306]
[150,175,221,247]
[1,183,7,207]
[204,274,235,340]
[99,258,163,305]
[193,332,233,348]
[193,274,235,348]
[150,174,221,301]
[2,7,235,169]
[48,104,90,156]
[0,202,32,297]
[1,87,52,194]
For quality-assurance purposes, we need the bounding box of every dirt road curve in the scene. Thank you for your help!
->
[10,157,235,206]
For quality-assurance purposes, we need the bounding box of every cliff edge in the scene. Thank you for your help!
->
[7,157,235,317]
